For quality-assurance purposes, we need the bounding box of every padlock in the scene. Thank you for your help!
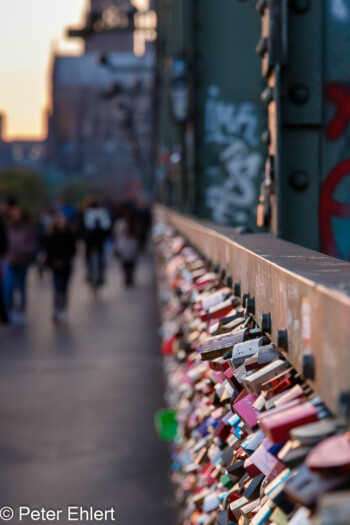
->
[279,444,313,470]
[233,394,260,430]
[215,510,229,525]
[200,329,246,361]
[245,441,285,480]
[232,337,268,368]
[242,429,265,454]
[239,499,260,521]
[242,359,290,394]
[283,464,348,507]
[243,474,265,501]
[261,368,295,395]
[209,357,231,372]
[290,419,337,446]
[315,491,350,525]
[249,500,273,525]
[258,401,319,443]
[273,384,306,408]
[201,287,232,311]
[305,433,350,473]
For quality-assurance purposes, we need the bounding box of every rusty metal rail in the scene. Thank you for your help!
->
[157,206,350,414]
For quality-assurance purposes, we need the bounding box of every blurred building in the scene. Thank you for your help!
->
[86,0,135,53]
[0,114,46,173]
[46,0,155,198]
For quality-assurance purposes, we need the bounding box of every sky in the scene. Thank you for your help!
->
[0,0,86,141]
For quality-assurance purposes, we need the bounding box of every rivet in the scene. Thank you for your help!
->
[255,0,267,15]
[289,83,310,105]
[261,130,271,145]
[261,87,274,104]
[277,329,288,351]
[242,293,250,308]
[302,355,315,380]
[290,0,310,14]
[289,170,310,192]
[247,297,256,315]
[261,313,272,333]
[256,38,268,57]
[234,283,241,298]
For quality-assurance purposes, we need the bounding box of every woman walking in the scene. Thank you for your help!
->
[45,213,76,324]
[4,206,37,325]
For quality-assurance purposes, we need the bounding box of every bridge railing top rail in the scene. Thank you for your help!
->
[157,205,350,413]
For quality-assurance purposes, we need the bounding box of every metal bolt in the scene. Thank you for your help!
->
[290,0,310,14]
[256,38,268,57]
[214,263,220,274]
[302,355,315,380]
[289,170,310,192]
[247,297,256,315]
[221,268,226,280]
[261,130,271,145]
[234,283,241,298]
[261,87,274,104]
[242,293,250,308]
[338,391,350,422]
[289,83,310,105]
[255,0,267,15]
[265,156,275,183]
[261,313,272,333]
[227,276,233,289]
[277,329,288,351]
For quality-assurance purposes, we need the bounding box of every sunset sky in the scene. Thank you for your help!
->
[0,0,86,141]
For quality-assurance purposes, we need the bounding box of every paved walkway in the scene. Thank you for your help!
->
[0,254,176,525]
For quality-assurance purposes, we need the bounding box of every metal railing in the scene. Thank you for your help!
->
[157,206,350,414]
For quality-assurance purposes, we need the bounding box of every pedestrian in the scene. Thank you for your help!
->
[113,209,140,287]
[136,199,152,252]
[36,206,55,279]
[4,206,37,325]
[82,198,111,286]
[45,213,76,324]
[0,204,8,324]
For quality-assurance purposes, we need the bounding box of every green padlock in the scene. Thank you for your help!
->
[155,409,178,441]
[220,474,234,489]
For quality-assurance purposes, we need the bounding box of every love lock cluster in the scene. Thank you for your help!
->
[154,223,350,525]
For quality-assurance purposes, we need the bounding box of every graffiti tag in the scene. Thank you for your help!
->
[204,86,263,225]
[321,81,350,259]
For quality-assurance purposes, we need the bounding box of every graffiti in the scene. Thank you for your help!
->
[320,159,350,258]
[204,86,263,225]
[321,81,350,259]
[325,83,350,141]
[331,0,348,20]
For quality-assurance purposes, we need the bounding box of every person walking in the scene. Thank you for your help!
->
[45,213,76,324]
[82,199,111,286]
[4,206,37,325]
[113,209,140,287]
[136,199,152,252]
[0,207,8,324]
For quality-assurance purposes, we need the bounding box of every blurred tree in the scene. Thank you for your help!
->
[60,180,95,207]
[0,168,49,214]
